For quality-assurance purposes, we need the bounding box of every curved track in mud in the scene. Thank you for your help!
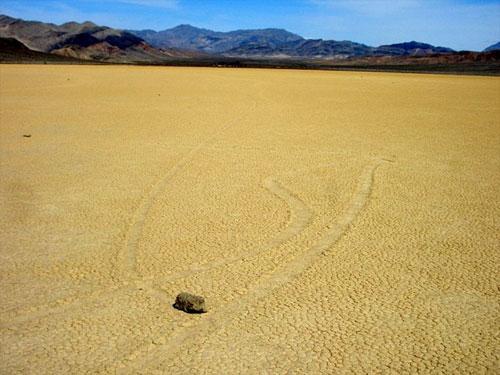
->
[118,160,386,373]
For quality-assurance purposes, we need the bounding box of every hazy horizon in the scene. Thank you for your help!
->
[0,0,499,51]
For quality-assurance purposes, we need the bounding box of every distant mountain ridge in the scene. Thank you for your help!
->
[484,42,500,52]
[129,24,455,59]
[130,25,304,54]
[0,15,203,62]
[0,36,84,62]
[374,41,454,56]
[2,14,496,65]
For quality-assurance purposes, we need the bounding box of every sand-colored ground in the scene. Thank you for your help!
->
[0,65,499,373]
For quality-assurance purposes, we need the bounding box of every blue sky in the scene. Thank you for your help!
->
[1,0,499,50]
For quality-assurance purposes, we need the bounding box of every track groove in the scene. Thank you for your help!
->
[2,173,311,327]
[153,177,313,285]
[118,159,387,373]
[0,139,219,326]
[123,139,218,280]
[0,284,130,327]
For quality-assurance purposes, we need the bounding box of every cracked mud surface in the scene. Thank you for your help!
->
[0,65,499,373]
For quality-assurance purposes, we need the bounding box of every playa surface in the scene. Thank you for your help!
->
[1,65,499,373]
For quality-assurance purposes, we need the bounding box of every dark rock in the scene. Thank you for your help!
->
[173,292,207,314]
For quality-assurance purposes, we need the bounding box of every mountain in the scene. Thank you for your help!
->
[130,25,304,54]
[374,41,454,56]
[222,39,454,59]
[0,14,459,63]
[0,37,83,63]
[484,42,500,52]
[333,50,500,66]
[0,15,202,62]
[224,39,373,59]
[0,13,495,74]
[130,25,454,59]
[320,50,500,75]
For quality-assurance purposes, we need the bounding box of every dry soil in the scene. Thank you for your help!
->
[0,65,499,373]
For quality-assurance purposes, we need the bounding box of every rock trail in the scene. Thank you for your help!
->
[119,159,386,373]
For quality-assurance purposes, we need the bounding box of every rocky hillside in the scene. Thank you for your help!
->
[220,39,454,59]
[0,37,83,63]
[130,25,455,59]
[0,14,467,63]
[0,15,202,62]
[373,41,453,56]
[223,39,373,59]
[130,25,304,54]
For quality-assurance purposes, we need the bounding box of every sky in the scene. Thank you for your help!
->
[0,0,499,50]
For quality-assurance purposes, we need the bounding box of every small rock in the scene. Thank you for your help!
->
[173,292,207,314]
[22,134,31,138]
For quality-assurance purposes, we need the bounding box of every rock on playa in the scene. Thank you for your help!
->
[173,292,207,314]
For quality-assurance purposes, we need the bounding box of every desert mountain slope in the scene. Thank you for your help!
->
[0,37,83,62]
[484,42,500,52]
[374,41,454,56]
[1,14,459,61]
[130,24,455,59]
[130,24,304,53]
[0,15,202,62]
[224,38,373,58]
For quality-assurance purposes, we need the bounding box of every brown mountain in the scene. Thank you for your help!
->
[1,14,496,75]
[130,25,304,53]
[333,50,500,65]
[130,25,455,59]
[0,37,83,63]
[0,15,202,63]
[314,50,500,75]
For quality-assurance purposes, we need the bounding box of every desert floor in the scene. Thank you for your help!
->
[0,65,499,373]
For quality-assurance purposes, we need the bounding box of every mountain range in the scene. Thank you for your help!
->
[0,14,498,65]
[130,25,304,54]
[129,25,455,59]
[0,15,203,62]
[0,36,83,63]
